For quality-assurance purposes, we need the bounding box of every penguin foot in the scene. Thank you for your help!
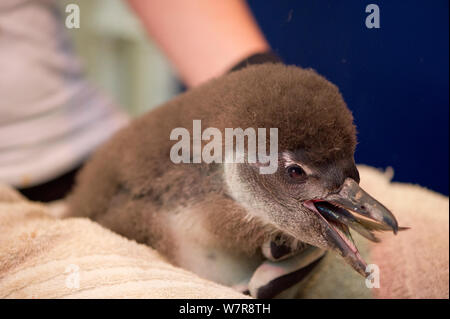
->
[248,245,326,298]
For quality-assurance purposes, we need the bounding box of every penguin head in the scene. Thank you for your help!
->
[219,64,401,276]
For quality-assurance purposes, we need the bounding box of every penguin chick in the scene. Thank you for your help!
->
[67,64,402,298]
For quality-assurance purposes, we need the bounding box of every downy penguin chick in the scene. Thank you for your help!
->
[67,64,402,298]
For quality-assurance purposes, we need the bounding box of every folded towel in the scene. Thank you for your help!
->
[0,166,448,298]
[360,165,449,299]
[0,185,247,299]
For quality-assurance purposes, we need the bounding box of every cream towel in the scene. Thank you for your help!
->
[361,166,449,298]
[0,185,247,299]
[0,166,448,298]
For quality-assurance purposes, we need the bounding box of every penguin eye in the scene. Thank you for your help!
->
[286,165,306,180]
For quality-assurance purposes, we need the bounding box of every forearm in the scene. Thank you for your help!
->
[127,0,270,87]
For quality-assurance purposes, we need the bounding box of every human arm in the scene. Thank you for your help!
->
[127,0,271,87]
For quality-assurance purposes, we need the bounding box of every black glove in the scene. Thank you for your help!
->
[229,51,283,73]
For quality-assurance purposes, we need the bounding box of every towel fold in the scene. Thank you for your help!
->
[0,185,247,299]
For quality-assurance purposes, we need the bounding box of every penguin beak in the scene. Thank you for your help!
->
[302,178,406,276]
[325,178,399,234]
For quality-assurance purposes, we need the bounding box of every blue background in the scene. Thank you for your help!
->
[247,0,449,195]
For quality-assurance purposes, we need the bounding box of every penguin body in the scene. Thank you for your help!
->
[68,64,399,297]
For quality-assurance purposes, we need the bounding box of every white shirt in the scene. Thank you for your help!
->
[0,0,129,187]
